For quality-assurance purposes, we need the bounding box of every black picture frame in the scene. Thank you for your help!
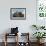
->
[10,8,26,20]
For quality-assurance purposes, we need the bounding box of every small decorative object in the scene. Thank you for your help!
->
[10,8,26,20]
[19,42,26,46]
[11,27,18,34]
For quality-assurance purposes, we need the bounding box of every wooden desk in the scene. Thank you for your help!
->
[4,33,30,46]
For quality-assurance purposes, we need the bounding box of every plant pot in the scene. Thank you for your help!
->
[37,39,45,44]
[40,38,45,43]
[37,39,40,43]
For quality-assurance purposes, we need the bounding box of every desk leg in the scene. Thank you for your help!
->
[15,34,18,46]
[16,34,18,46]
[4,34,7,46]
[4,41,7,46]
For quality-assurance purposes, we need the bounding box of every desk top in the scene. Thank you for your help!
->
[5,33,17,36]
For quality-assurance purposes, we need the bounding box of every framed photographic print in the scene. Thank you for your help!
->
[10,8,26,20]
[37,0,46,19]
[36,0,46,26]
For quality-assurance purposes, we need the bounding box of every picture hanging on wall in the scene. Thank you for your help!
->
[36,0,46,26]
[37,0,46,18]
[10,8,26,20]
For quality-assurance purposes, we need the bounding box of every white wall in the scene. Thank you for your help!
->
[0,0,37,42]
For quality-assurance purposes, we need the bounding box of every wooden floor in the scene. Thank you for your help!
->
[0,42,46,46]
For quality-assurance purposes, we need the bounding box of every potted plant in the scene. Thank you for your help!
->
[33,32,46,43]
